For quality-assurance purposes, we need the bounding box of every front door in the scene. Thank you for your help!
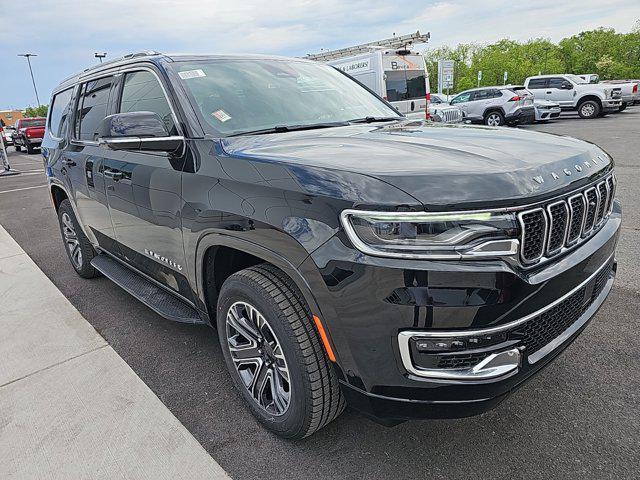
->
[545,77,574,107]
[102,68,190,297]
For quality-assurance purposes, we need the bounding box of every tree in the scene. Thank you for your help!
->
[24,105,48,118]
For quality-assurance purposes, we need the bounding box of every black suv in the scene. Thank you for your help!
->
[43,52,620,439]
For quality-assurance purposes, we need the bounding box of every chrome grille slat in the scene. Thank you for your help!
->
[519,174,615,267]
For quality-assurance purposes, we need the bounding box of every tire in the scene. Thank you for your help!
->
[618,103,627,112]
[484,110,504,127]
[57,199,99,278]
[14,144,21,152]
[577,100,601,119]
[217,264,345,439]
[25,139,36,154]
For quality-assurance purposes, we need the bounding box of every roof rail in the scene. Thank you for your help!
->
[81,50,162,74]
[305,31,429,61]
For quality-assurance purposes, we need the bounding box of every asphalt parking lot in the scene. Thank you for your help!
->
[1,110,638,480]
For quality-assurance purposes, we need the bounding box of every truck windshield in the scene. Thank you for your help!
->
[172,59,400,136]
[566,74,588,85]
[21,119,45,127]
[385,70,427,101]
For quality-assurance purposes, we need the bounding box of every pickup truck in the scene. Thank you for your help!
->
[524,74,622,119]
[600,80,639,111]
[12,117,46,153]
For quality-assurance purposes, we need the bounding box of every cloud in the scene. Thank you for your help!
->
[1,0,638,108]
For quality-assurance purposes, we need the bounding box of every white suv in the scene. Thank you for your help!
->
[449,86,535,126]
[524,74,622,119]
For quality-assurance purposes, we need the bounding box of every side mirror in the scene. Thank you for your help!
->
[560,81,573,90]
[97,111,183,153]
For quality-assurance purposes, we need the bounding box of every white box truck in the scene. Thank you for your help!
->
[327,48,429,116]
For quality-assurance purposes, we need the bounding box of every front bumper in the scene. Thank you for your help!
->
[602,99,622,111]
[535,107,561,121]
[304,202,621,422]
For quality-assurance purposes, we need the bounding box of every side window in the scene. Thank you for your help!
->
[527,78,547,90]
[547,77,565,89]
[451,92,471,104]
[119,70,176,135]
[48,88,74,139]
[75,76,113,141]
[472,90,491,101]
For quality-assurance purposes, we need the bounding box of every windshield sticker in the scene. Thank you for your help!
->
[178,69,206,80]
[212,109,232,122]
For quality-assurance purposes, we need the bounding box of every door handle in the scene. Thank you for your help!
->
[62,158,76,166]
[103,169,123,181]
[546,91,552,94]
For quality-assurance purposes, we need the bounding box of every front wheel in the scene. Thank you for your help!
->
[484,111,504,126]
[217,264,345,439]
[578,100,601,119]
[618,103,627,112]
[57,199,99,278]
[14,144,21,152]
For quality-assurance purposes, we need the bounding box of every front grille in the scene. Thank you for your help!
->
[519,174,615,266]
[519,209,546,262]
[546,201,569,254]
[512,260,612,355]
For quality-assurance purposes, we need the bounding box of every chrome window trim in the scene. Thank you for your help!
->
[397,252,613,340]
[566,193,586,245]
[517,207,547,264]
[546,200,569,256]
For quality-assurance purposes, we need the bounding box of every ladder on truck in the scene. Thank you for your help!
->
[305,31,430,62]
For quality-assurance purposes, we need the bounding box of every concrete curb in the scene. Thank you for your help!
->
[0,225,230,479]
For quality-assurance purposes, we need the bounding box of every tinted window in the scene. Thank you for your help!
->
[547,77,566,89]
[527,78,547,89]
[76,76,113,141]
[119,71,176,135]
[451,92,471,104]
[48,88,73,138]
[385,70,427,101]
[473,89,493,100]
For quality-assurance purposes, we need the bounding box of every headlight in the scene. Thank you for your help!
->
[340,210,519,259]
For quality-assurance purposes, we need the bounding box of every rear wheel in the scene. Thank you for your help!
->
[217,264,345,439]
[484,111,504,127]
[577,100,600,119]
[57,199,99,278]
[25,140,35,154]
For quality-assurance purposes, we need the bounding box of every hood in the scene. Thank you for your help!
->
[221,121,612,208]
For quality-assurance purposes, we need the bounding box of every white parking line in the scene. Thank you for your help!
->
[0,185,48,194]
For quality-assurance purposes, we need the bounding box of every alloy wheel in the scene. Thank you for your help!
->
[61,212,82,269]
[487,113,501,126]
[226,301,291,415]
[581,103,595,117]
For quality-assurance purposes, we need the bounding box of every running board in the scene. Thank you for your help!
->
[90,254,204,324]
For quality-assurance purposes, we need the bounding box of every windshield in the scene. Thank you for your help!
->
[172,59,400,136]
[385,70,427,101]
[565,74,587,85]
[21,119,45,127]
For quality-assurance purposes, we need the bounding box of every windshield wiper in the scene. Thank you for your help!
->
[348,116,403,124]
[227,122,350,137]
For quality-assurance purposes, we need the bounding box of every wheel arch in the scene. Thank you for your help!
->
[483,107,505,118]
[577,95,603,108]
[195,233,324,324]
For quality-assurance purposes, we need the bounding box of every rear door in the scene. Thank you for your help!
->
[383,55,427,114]
[525,78,548,100]
[64,75,119,251]
[102,67,190,296]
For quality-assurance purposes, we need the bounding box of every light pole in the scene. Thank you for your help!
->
[94,52,107,63]
[18,53,40,106]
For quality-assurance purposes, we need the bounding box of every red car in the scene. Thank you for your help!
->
[12,117,46,153]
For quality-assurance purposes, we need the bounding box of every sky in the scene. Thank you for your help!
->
[1,0,639,110]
